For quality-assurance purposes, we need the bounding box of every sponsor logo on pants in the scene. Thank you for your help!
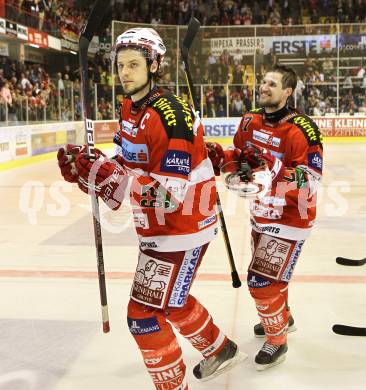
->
[127,317,161,335]
[169,247,201,308]
[249,234,293,281]
[131,253,175,309]
[260,312,286,336]
[188,334,211,351]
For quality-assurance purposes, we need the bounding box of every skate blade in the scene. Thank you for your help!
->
[198,350,248,382]
[256,354,286,371]
[255,325,297,338]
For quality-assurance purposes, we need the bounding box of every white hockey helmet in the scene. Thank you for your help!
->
[111,27,166,65]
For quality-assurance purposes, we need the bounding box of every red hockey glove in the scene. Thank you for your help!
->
[57,144,84,183]
[239,145,284,184]
[75,152,128,210]
[206,142,224,176]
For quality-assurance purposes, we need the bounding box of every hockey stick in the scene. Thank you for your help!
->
[332,324,366,336]
[79,0,111,333]
[336,256,366,266]
[180,18,241,288]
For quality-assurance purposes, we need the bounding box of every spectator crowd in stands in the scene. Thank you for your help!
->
[2,49,365,122]
[6,0,92,36]
[5,1,366,38]
[113,0,366,26]
[2,0,366,122]
[0,52,114,123]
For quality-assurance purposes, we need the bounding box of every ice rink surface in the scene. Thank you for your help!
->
[1,141,366,390]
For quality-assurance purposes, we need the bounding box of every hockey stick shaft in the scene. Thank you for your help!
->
[332,324,366,336]
[216,194,241,288]
[79,0,111,333]
[336,256,366,266]
[180,18,241,288]
[181,17,200,111]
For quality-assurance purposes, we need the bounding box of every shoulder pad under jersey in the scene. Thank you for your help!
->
[288,113,323,148]
[149,92,194,143]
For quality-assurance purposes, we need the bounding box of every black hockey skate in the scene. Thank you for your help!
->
[255,342,288,371]
[193,339,247,382]
[254,314,296,338]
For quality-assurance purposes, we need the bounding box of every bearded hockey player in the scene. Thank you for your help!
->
[57,27,246,389]
[207,65,323,370]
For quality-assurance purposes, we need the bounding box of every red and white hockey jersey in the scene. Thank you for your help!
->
[113,88,218,251]
[232,107,323,241]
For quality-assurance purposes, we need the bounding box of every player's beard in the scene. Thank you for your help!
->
[122,73,151,97]
[258,95,282,109]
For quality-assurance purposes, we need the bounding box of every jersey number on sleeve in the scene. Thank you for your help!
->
[241,116,253,132]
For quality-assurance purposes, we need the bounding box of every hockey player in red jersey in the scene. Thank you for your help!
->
[207,65,323,370]
[57,28,245,389]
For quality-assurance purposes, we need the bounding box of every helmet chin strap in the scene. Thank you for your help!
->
[147,69,153,94]
[148,65,153,90]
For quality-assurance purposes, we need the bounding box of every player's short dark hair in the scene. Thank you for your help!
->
[272,65,297,93]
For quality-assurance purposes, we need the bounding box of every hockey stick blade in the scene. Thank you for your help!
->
[332,324,366,336]
[181,17,201,54]
[336,257,366,266]
[179,17,200,112]
[80,0,111,42]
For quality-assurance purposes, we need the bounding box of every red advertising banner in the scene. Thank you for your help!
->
[92,118,366,141]
[28,28,49,49]
[94,120,119,144]
[313,116,366,137]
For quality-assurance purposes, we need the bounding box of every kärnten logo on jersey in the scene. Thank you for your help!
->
[160,150,191,176]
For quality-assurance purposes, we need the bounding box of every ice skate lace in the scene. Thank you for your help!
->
[261,342,280,356]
